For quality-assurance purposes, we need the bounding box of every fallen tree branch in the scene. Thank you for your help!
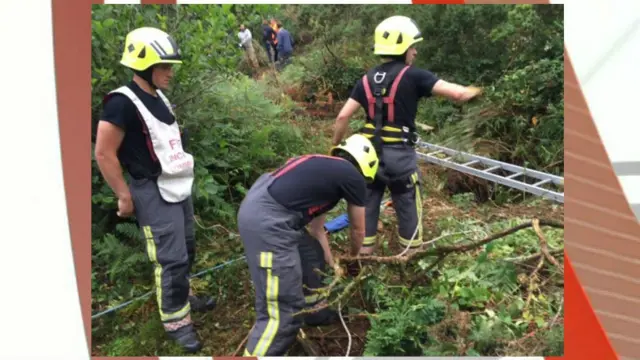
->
[503,248,563,263]
[297,219,564,317]
[293,268,371,317]
[532,219,564,274]
[338,219,564,264]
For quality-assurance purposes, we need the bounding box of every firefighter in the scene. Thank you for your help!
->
[331,16,483,255]
[94,27,215,353]
[238,134,378,356]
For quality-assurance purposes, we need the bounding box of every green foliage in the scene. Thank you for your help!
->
[91,4,563,357]
[351,215,563,357]
[281,4,564,175]
[363,288,446,355]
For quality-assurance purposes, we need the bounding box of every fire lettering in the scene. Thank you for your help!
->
[175,160,193,170]
[169,152,185,162]
[169,138,182,150]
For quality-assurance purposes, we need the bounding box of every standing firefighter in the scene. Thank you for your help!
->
[332,16,482,255]
[238,134,378,356]
[94,27,215,353]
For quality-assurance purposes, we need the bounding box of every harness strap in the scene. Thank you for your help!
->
[360,123,415,143]
[385,65,410,123]
[361,64,410,124]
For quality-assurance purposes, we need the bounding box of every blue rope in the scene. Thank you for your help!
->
[91,255,247,320]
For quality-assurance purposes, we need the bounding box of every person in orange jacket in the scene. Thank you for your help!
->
[269,18,279,62]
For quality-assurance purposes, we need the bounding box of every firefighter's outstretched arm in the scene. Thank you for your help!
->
[332,98,361,146]
[346,202,366,256]
[432,79,483,103]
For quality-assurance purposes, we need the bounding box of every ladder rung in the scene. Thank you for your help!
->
[415,141,564,204]
[533,179,551,187]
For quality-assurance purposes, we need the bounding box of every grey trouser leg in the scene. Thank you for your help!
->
[183,196,196,274]
[364,180,385,249]
[298,229,327,306]
[130,177,192,324]
[238,174,307,356]
[364,145,423,249]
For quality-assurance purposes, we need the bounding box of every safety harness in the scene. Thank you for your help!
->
[359,61,418,148]
[358,61,419,183]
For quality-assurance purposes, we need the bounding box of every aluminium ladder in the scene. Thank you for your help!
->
[414,141,564,204]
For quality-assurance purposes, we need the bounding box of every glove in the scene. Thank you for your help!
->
[346,260,362,277]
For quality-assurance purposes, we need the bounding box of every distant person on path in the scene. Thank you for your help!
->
[94,27,216,353]
[275,23,294,71]
[261,19,276,63]
[238,24,259,70]
[270,18,279,62]
[237,134,379,356]
[331,16,483,256]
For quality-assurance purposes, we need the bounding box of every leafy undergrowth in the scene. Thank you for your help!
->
[92,116,564,357]
[305,159,564,357]
[311,201,564,357]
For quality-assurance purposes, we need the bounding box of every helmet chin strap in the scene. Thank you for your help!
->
[134,66,158,90]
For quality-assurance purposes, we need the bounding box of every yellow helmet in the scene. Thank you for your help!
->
[330,134,379,182]
[120,27,183,71]
[374,16,423,56]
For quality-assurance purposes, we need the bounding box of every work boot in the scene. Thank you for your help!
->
[189,295,216,313]
[166,323,202,353]
[303,307,341,327]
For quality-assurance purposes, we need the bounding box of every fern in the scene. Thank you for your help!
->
[115,222,141,240]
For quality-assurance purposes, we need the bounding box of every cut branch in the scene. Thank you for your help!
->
[297,219,564,317]
[337,219,564,264]
[293,268,370,317]
[532,219,564,274]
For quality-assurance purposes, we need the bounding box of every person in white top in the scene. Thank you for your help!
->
[238,24,259,70]
[94,27,215,353]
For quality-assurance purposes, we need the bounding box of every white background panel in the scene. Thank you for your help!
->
[0,1,88,359]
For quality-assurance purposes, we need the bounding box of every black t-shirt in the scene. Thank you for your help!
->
[99,81,176,180]
[268,155,367,223]
[349,61,440,131]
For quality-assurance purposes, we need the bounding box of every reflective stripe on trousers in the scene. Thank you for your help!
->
[237,173,327,356]
[130,176,195,323]
[363,145,423,249]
